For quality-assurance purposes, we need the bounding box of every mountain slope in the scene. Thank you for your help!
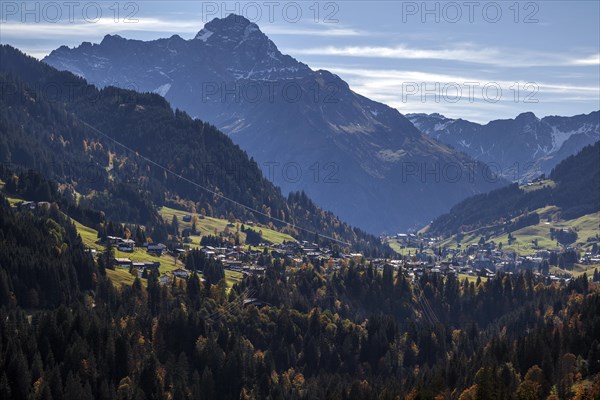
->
[43,14,503,233]
[0,44,388,254]
[408,111,599,181]
[426,141,600,237]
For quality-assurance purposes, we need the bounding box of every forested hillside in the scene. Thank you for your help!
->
[1,194,599,399]
[427,141,600,236]
[0,45,387,255]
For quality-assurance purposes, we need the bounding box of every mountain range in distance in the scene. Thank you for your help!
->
[43,14,506,234]
[408,111,599,182]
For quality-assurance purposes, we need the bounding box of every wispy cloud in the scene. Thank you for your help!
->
[291,45,600,68]
[312,66,599,122]
[321,67,599,94]
[571,54,600,66]
[262,25,366,37]
[0,18,201,39]
[1,16,366,41]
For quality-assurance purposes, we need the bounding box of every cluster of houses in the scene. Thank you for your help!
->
[193,240,369,276]
[383,232,600,282]
[580,252,600,265]
[89,225,600,287]
[105,235,171,256]
[114,258,160,271]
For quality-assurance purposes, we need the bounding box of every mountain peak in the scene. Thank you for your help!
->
[194,14,263,43]
[515,111,538,121]
[211,13,253,27]
[99,34,126,46]
[430,112,448,119]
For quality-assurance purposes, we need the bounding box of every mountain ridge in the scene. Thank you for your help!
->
[43,14,504,233]
[408,111,599,181]
[1,44,389,254]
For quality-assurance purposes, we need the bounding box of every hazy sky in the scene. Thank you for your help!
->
[1,0,599,122]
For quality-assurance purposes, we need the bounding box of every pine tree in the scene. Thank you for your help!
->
[171,215,179,237]
[103,240,115,270]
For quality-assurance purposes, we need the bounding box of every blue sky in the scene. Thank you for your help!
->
[1,0,598,122]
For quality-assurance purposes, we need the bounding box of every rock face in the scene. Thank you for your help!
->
[408,111,599,182]
[44,14,503,233]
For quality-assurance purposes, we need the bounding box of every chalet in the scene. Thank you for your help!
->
[248,266,266,275]
[549,275,562,283]
[301,242,319,253]
[132,262,145,270]
[306,251,321,258]
[201,246,218,258]
[148,243,167,251]
[18,201,36,210]
[223,260,242,269]
[242,298,271,308]
[172,268,189,279]
[115,258,133,268]
[482,268,496,278]
[214,247,228,254]
[133,261,160,271]
[107,236,122,245]
[147,243,167,255]
[117,239,135,252]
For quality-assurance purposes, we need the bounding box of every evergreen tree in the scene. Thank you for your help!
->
[103,240,115,270]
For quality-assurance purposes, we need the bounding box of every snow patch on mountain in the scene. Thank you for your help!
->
[434,121,452,132]
[153,83,171,97]
[195,29,214,42]
[550,123,598,152]
[458,139,471,148]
